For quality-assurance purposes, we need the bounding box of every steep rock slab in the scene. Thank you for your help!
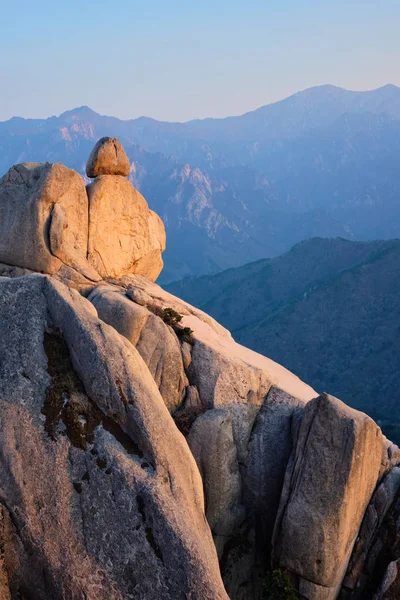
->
[88,285,188,411]
[111,273,233,338]
[176,305,316,408]
[0,162,99,280]
[245,387,305,554]
[0,275,227,600]
[86,137,131,177]
[188,409,243,558]
[273,393,383,598]
[111,274,315,404]
[134,209,166,279]
[87,176,166,280]
[95,273,318,600]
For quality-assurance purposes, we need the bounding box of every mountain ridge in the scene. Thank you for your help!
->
[2,83,400,282]
[3,82,400,126]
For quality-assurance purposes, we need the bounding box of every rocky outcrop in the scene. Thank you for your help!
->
[87,175,165,280]
[88,285,188,411]
[0,139,165,283]
[342,466,400,597]
[273,394,383,599]
[1,145,400,600]
[374,560,400,599]
[98,273,318,598]
[0,274,227,600]
[86,137,131,177]
[81,271,400,600]
[0,162,98,279]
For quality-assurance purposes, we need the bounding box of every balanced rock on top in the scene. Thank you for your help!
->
[86,136,131,177]
[0,137,166,283]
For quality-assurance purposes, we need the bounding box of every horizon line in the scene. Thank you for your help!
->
[2,82,399,126]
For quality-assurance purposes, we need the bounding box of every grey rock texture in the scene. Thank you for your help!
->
[1,148,400,600]
[273,393,383,596]
[182,385,202,409]
[181,340,192,370]
[81,276,400,600]
[0,162,99,280]
[343,467,400,595]
[189,337,271,410]
[102,273,319,599]
[188,409,243,558]
[126,286,151,306]
[86,137,131,177]
[0,274,227,600]
[245,388,305,553]
[88,285,188,412]
[214,388,305,600]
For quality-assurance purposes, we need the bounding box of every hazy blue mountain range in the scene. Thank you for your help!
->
[166,237,400,441]
[1,84,400,282]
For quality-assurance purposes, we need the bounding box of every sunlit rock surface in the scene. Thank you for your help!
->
[0,141,399,599]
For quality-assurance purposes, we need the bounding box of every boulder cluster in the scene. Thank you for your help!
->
[0,140,399,600]
[0,137,166,284]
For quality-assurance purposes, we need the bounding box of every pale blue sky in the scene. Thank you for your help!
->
[1,0,399,121]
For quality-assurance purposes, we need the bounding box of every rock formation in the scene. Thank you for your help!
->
[273,394,383,598]
[0,275,226,599]
[86,137,131,177]
[0,138,399,600]
[0,140,166,283]
[86,175,165,280]
[0,162,98,279]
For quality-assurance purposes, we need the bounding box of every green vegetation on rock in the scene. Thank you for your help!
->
[263,570,298,600]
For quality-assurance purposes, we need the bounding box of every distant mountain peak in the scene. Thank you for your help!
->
[59,106,99,120]
[377,83,399,90]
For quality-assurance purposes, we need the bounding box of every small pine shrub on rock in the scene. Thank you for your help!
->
[176,326,194,343]
[162,308,183,327]
[263,569,298,600]
[158,308,194,343]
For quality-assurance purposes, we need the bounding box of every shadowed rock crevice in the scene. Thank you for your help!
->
[43,326,99,449]
[0,498,64,600]
[340,488,400,599]
[42,326,149,463]
[136,494,164,564]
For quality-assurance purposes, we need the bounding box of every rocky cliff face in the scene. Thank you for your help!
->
[0,139,399,599]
